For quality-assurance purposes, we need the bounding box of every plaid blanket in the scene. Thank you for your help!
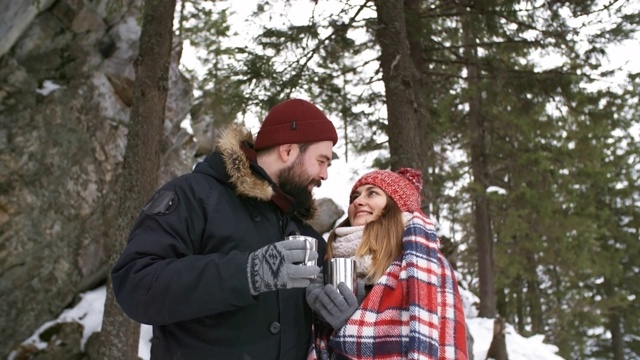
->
[311,211,468,359]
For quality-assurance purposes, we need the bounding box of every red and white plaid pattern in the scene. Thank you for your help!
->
[311,211,468,359]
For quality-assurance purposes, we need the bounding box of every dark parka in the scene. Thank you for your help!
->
[111,126,327,360]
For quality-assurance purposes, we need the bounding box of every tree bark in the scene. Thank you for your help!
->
[403,0,433,212]
[373,0,423,171]
[527,277,544,334]
[486,318,508,360]
[96,0,177,358]
[461,2,496,319]
[609,312,625,360]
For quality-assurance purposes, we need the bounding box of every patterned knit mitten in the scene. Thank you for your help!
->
[247,239,320,295]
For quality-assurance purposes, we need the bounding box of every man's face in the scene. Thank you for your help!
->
[278,141,333,209]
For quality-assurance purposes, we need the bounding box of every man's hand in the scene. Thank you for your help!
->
[247,239,320,295]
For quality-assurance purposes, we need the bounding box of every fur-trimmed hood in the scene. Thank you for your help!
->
[216,125,274,202]
[214,125,317,221]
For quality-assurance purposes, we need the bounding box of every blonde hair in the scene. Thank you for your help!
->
[326,198,405,283]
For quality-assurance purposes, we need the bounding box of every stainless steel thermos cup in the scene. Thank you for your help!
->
[285,235,317,266]
[327,258,356,293]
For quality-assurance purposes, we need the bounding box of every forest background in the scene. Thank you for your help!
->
[0,0,639,359]
[169,0,640,358]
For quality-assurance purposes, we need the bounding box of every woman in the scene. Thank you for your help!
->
[306,168,468,359]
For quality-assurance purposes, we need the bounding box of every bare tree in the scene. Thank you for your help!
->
[96,0,177,357]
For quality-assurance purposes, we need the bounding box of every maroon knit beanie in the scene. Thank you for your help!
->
[254,98,338,151]
[350,168,423,212]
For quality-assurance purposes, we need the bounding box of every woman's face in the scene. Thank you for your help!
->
[348,184,388,226]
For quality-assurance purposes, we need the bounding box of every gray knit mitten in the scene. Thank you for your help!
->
[247,239,320,295]
[306,283,358,330]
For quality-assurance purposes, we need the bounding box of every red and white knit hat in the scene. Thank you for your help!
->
[350,168,423,212]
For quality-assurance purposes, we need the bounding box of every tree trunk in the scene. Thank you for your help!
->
[514,284,524,334]
[403,0,432,212]
[527,277,544,334]
[461,2,496,318]
[96,0,177,357]
[609,312,625,360]
[373,0,423,171]
[486,318,508,360]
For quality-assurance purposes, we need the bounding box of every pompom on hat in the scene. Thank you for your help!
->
[254,99,338,150]
[350,168,423,212]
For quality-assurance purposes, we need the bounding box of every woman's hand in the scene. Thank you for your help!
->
[306,283,358,330]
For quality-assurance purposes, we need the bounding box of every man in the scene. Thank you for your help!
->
[111,98,338,359]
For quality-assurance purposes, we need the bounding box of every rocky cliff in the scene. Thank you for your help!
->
[0,0,194,355]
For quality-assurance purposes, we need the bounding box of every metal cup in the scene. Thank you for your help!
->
[327,258,356,293]
[285,235,317,266]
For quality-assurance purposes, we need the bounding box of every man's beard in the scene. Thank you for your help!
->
[277,156,320,211]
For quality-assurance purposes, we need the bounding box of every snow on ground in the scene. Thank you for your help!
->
[9,284,566,360]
